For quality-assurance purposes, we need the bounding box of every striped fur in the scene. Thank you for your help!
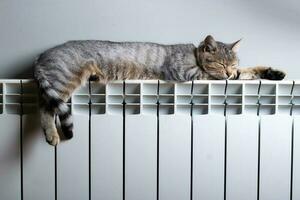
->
[34,35,286,145]
[35,70,73,145]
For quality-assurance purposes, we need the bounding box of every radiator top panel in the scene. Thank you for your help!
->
[0,80,299,115]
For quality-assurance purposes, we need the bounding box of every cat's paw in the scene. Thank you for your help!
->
[228,69,239,80]
[262,68,286,80]
[46,134,60,146]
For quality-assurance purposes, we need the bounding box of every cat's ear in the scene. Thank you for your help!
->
[203,35,217,53]
[230,39,242,53]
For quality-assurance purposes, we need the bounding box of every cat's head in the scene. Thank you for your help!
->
[196,35,241,79]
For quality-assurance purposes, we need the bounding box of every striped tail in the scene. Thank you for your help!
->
[36,73,74,139]
[58,113,73,139]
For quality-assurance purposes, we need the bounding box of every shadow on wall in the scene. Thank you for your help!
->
[13,55,37,79]
[22,115,43,157]
[0,112,69,168]
[0,114,43,173]
[16,67,34,79]
[22,114,67,157]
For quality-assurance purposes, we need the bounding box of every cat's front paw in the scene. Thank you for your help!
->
[262,68,286,80]
[46,134,60,146]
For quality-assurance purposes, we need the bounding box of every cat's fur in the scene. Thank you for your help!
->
[34,35,285,145]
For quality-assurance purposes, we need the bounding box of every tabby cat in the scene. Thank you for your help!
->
[34,35,285,145]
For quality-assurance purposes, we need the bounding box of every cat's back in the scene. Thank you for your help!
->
[36,40,165,63]
[35,40,196,71]
[46,40,167,53]
[40,40,195,56]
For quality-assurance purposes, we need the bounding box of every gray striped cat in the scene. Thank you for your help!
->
[34,35,285,145]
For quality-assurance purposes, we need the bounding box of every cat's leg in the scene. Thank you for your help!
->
[237,66,286,80]
[89,63,105,82]
[38,79,72,145]
[55,62,103,139]
[58,62,104,139]
[40,106,60,146]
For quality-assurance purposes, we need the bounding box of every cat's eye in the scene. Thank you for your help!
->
[217,62,226,68]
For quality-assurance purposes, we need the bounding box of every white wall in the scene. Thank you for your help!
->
[0,0,299,79]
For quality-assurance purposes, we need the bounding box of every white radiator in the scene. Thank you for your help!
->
[0,79,299,200]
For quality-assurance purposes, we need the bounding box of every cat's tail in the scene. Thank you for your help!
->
[35,71,74,141]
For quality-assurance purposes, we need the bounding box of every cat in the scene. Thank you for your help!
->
[34,35,286,145]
